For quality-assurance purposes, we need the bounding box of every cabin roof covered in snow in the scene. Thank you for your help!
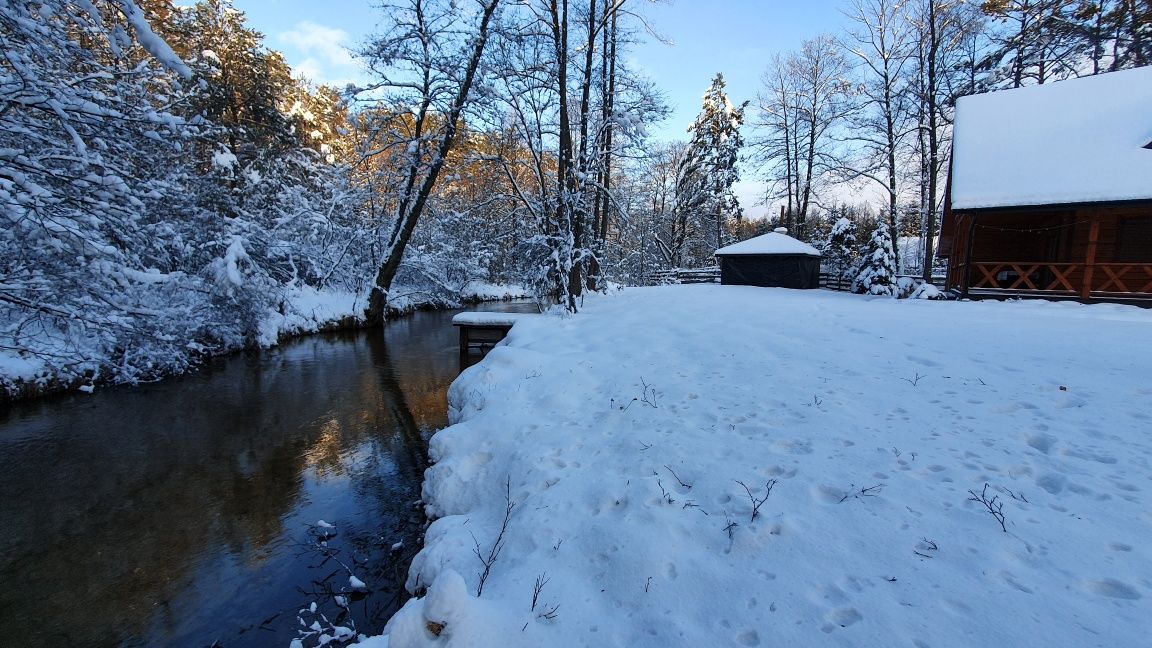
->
[714,230,821,257]
[951,66,1152,210]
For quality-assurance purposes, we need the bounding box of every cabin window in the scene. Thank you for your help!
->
[1114,217,1152,262]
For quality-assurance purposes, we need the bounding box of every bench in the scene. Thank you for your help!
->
[452,312,532,363]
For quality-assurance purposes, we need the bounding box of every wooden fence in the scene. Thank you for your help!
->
[649,267,721,284]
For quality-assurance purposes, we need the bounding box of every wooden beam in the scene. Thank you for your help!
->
[1081,217,1100,299]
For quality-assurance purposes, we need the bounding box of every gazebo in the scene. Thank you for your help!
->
[714,228,822,289]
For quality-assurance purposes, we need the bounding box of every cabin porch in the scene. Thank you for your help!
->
[945,206,1152,301]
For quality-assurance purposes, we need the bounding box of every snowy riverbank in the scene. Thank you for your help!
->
[372,285,1152,648]
[0,282,531,402]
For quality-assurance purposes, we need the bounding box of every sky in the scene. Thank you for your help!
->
[237,0,849,219]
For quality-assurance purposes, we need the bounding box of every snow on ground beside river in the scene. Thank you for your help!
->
[369,285,1152,648]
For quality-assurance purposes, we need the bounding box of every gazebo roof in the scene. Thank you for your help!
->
[715,229,821,257]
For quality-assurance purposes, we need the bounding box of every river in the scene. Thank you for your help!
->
[0,303,536,647]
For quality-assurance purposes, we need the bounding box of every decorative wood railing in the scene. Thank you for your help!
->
[961,262,1152,296]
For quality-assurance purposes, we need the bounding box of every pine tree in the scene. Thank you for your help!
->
[854,224,898,296]
[826,217,859,281]
[674,73,748,265]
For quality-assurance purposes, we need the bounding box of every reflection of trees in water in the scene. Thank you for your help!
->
[0,305,533,646]
[0,326,441,646]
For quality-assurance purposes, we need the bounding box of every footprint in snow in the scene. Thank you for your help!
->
[736,630,761,646]
[1035,472,1067,494]
[1025,433,1057,454]
[821,607,863,632]
[1086,578,1142,600]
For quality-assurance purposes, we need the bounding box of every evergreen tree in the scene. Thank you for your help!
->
[854,223,898,296]
[826,217,859,281]
[674,73,748,265]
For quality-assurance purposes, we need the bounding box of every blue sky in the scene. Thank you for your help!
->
[238,0,848,216]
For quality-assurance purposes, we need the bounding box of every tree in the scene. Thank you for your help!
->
[2,0,376,391]
[357,0,503,322]
[854,223,898,296]
[481,0,662,309]
[674,73,748,263]
[909,0,977,280]
[978,1,1083,87]
[756,36,852,241]
[826,217,860,280]
[841,0,917,270]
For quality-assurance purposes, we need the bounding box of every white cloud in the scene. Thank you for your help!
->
[278,21,360,84]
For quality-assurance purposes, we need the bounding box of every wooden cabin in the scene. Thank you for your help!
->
[938,66,1152,302]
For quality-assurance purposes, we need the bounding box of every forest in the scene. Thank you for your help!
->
[2,0,1150,393]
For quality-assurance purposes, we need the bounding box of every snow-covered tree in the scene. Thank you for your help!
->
[854,223,898,296]
[674,73,748,263]
[1,0,373,393]
[826,217,860,280]
[355,0,502,320]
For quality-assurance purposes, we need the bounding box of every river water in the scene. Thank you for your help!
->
[0,303,536,647]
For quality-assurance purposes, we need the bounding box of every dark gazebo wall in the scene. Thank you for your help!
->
[719,255,821,289]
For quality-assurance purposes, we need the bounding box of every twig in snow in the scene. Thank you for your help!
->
[473,477,516,596]
[682,500,709,515]
[839,483,884,502]
[967,483,1007,532]
[656,479,675,505]
[722,512,739,541]
[620,377,658,411]
[531,573,550,611]
[736,479,777,522]
[1004,487,1029,503]
[645,576,652,592]
[664,464,692,489]
[914,537,938,558]
[901,372,926,387]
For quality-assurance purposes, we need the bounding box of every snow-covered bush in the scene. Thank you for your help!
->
[910,282,945,300]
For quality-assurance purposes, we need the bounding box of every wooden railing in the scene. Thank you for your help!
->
[962,262,1152,296]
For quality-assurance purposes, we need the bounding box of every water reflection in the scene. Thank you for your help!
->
[0,303,535,647]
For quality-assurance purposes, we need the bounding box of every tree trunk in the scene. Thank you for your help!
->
[365,0,501,322]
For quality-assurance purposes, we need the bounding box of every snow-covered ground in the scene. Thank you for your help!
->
[371,285,1152,648]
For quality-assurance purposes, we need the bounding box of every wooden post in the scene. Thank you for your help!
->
[779,205,785,228]
[1081,214,1100,300]
[962,214,977,298]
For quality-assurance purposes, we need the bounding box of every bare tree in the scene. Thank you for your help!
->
[756,35,853,240]
[358,0,502,322]
[841,0,917,270]
[909,0,981,279]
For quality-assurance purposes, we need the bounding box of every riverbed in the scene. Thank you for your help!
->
[0,303,535,647]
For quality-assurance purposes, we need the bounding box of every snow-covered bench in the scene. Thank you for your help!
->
[451,312,533,361]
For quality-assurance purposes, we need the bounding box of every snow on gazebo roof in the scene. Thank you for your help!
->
[951,65,1152,211]
[715,228,821,257]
